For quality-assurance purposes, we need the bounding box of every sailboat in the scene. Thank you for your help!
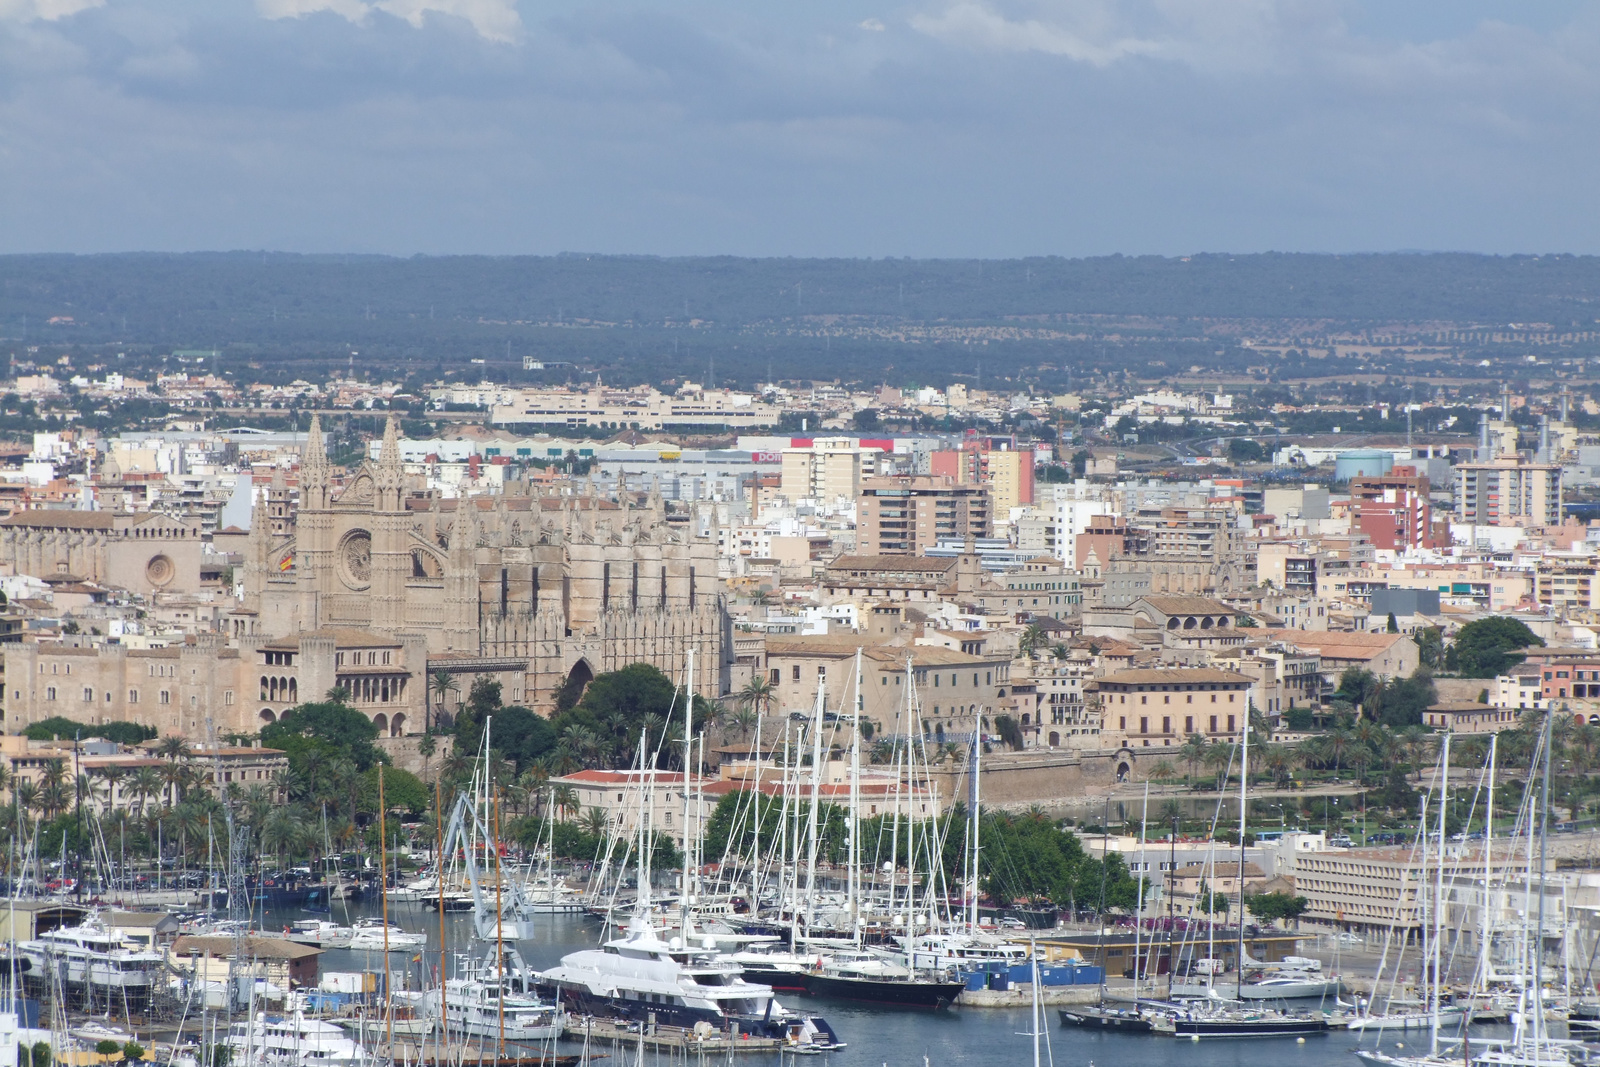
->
[539,661,844,1051]
[1353,711,1577,1067]
[790,653,966,1008]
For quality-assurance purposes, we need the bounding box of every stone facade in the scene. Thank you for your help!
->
[0,510,207,595]
[240,416,729,716]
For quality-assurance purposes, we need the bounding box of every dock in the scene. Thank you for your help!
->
[562,1017,790,1054]
[371,1044,583,1067]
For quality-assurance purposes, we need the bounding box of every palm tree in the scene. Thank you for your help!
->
[1202,741,1234,791]
[517,767,550,817]
[12,781,37,821]
[35,780,70,820]
[39,758,67,791]
[428,670,459,732]
[260,807,308,870]
[580,807,609,837]
[418,734,438,781]
[1262,745,1294,789]
[551,785,579,822]
[127,767,163,817]
[95,766,126,811]
[729,708,759,741]
[1147,760,1177,791]
[738,676,777,721]
[1325,729,1352,776]
[1180,733,1209,787]
[156,736,191,762]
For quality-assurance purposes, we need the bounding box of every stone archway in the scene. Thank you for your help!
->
[561,659,596,707]
[260,709,276,724]
[373,713,389,735]
[390,713,406,737]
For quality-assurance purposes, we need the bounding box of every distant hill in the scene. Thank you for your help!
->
[3,252,1598,387]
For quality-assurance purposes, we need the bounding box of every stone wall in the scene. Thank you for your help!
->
[378,734,454,780]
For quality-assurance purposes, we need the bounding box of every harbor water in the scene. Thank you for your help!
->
[257,899,1405,1067]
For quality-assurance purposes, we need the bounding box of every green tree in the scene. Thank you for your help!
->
[1245,891,1310,926]
[1414,626,1444,669]
[262,700,387,771]
[96,1041,122,1061]
[363,766,429,815]
[1447,617,1544,678]
[1386,613,1399,633]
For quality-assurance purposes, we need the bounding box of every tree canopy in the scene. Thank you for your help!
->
[1447,618,1544,678]
[261,699,387,771]
[24,716,156,746]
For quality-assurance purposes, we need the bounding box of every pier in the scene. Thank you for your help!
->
[561,1017,791,1055]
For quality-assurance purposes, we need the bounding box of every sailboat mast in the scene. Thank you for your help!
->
[1535,707,1552,1036]
[379,766,392,1052]
[1481,735,1495,982]
[1430,733,1450,1057]
[1135,783,1148,995]
[1235,712,1247,1001]
[681,648,695,933]
[751,704,763,909]
[849,647,862,939]
[970,707,982,933]
[435,778,449,1058]
[802,678,826,944]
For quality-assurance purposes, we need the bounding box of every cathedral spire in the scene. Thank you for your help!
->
[378,414,401,473]
[301,414,329,509]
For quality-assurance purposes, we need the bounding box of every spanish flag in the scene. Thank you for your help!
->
[279,554,294,571]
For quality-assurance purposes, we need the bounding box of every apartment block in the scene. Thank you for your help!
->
[779,437,886,503]
[1455,457,1562,527]
[855,475,991,555]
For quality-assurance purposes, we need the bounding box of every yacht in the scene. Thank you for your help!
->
[1236,969,1343,1000]
[724,943,820,992]
[284,920,352,949]
[538,913,844,1050]
[227,1012,371,1067]
[898,932,1030,972]
[386,874,440,903]
[347,918,427,952]
[799,949,967,1009]
[403,951,563,1043]
[18,912,165,1000]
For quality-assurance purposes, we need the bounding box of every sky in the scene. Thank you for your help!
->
[2,0,1599,257]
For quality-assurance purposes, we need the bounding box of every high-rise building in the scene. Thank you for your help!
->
[1454,457,1562,528]
[855,475,991,555]
[986,448,1035,517]
[1350,465,1439,550]
[779,437,886,503]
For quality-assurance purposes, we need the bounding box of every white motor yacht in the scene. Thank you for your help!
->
[284,919,352,949]
[227,1012,370,1067]
[18,912,165,999]
[1236,969,1343,1000]
[538,913,843,1050]
[898,932,1030,972]
[348,918,427,952]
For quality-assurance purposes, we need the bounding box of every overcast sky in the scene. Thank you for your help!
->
[2,0,1598,257]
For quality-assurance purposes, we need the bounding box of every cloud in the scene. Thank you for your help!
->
[910,0,1164,66]
[0,0,102,21]
[5,0,1600,255]
[255,0,521,42]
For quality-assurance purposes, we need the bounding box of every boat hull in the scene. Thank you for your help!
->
[1166,1016,1330,1038]
[800,973,964,1008]
[1058,1008,1154,1032]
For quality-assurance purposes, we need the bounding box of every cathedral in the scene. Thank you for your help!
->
[239,416,730,714]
